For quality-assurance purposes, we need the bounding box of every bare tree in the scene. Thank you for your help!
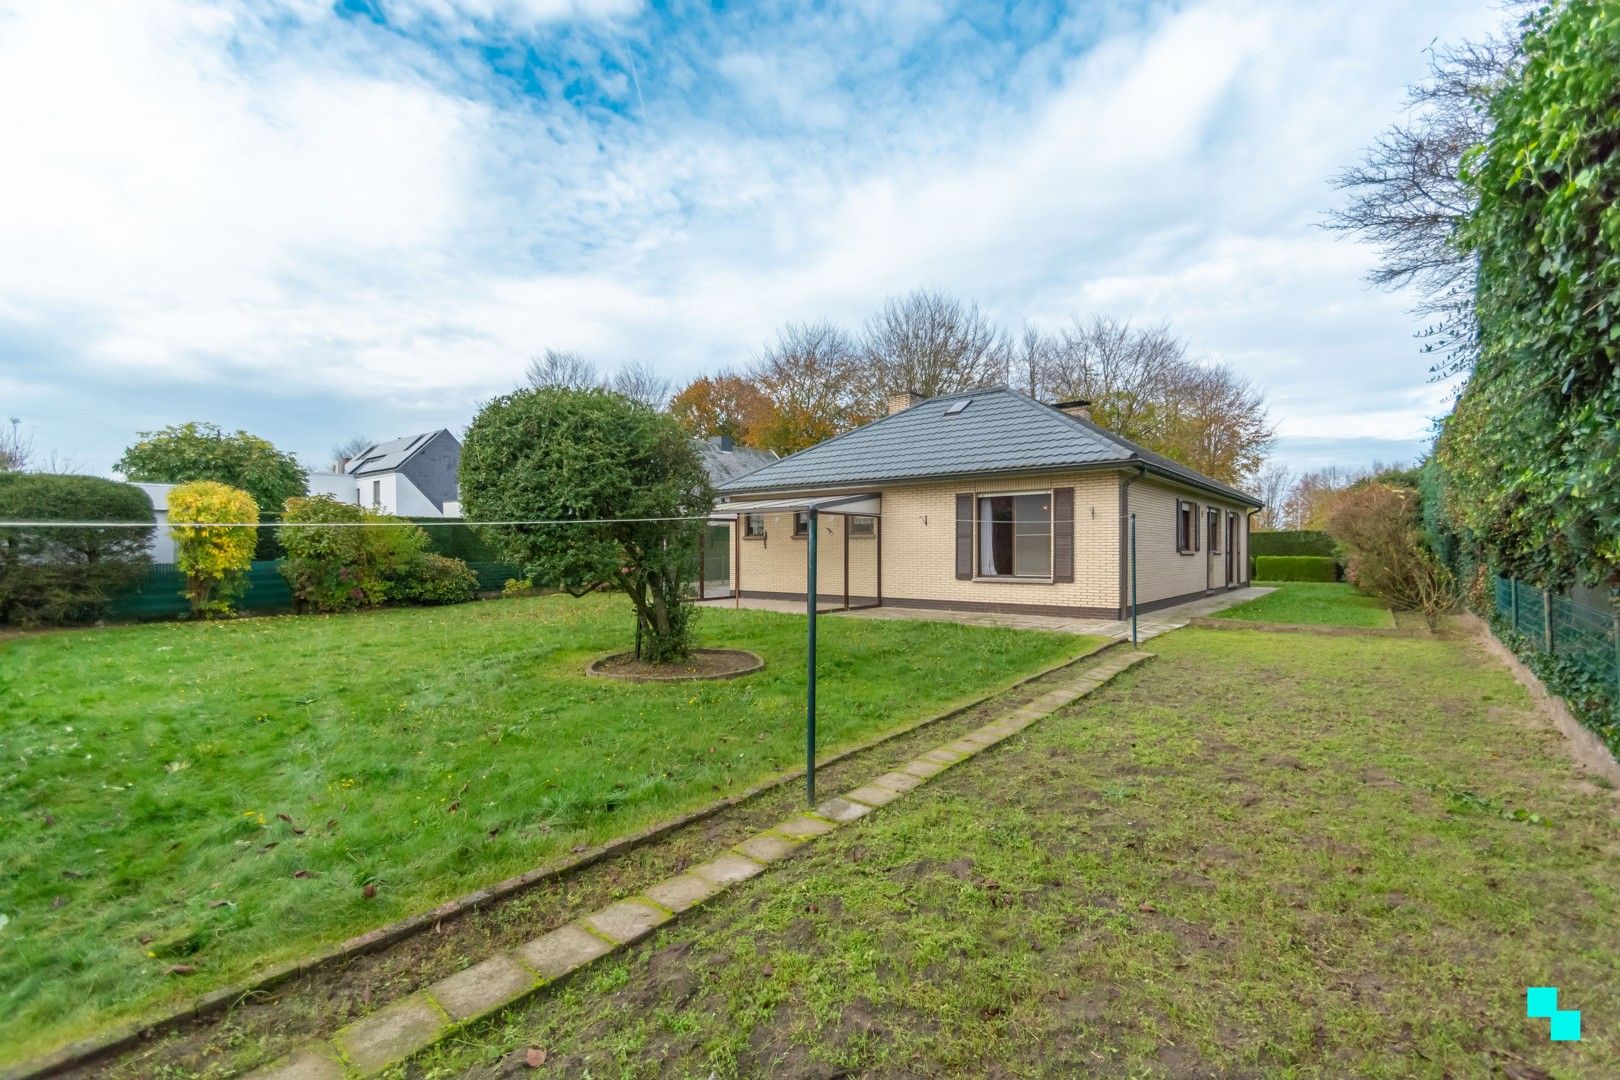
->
[608,360,673,410]
[524,348,599,392]
[1012,323,1056,397]
[861,290,1010,406]
[750,321,867,454]
[1,417,34,472]
[330,435,373,471]
[1324,15,1527,376]
[1251,460,1294,530]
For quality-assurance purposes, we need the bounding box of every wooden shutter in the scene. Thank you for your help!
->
[1193,503,1202,551]
[1052,487,1074,583]
[955,493,973,579]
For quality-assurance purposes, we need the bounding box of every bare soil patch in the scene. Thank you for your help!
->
[586,647,763,681]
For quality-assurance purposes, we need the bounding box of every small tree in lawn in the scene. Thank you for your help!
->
[461,387,712,662]
[169,481,258,616]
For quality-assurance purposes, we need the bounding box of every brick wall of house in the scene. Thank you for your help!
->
[1123,478,1251,605]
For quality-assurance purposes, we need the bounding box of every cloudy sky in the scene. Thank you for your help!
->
[0,0,1498,478]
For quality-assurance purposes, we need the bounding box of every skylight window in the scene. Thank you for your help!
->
[944,399,971,416]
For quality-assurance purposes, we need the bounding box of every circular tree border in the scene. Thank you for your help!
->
[586,648,765,683]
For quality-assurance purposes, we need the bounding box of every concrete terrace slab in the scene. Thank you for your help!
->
[429,953,538,1022]
[584,900,671,944]
[515,922,614,979]
[332,994,448,1076]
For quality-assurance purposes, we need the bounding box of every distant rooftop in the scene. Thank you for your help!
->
[693,436,776,486]
[345,430,456,476]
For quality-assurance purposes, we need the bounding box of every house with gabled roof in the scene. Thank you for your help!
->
[343,429,462,517]
[710,386,1261,619]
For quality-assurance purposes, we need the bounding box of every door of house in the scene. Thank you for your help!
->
[1225,513,1238,586]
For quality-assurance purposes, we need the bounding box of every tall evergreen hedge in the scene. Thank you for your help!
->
[0,474,154,625]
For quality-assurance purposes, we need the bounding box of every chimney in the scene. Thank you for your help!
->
[887,390,922,415]
[1054,399,1093,422]
[335,455,351,473]
[714,434,735,452]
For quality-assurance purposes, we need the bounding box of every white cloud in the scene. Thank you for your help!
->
[0,0,1502,474]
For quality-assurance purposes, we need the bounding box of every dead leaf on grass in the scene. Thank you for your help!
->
[525,1047,547,1068]
[1138,901,1158,913]
[292,869,315,879]
[168,964,196,976]
[362,884,377,899]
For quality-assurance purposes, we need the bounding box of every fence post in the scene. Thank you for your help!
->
[1509,577,1518,630]
[1543,589,1555,655]
[1612,601,1619,697]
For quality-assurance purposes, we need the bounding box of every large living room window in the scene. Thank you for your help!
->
[977,493,1051,578]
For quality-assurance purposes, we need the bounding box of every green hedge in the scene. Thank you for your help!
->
[408,518,504,563]
[1250,530,1335,557]
[1255,555,1338,582]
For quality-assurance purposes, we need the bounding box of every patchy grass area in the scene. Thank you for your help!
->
[0,594,1088,1066]
[1213,581,1394,628]
[419,628,1620,1079]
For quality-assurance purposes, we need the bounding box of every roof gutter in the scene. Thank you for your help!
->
[1118,465,1148,620]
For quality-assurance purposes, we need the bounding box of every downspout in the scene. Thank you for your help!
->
[1118,465,1147,619]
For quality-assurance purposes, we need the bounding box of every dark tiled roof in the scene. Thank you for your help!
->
[346,430,454,476]
[692,438,777,485]
[716,386,1259,506]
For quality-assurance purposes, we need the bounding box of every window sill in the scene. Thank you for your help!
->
[971,575,1055,585]
[742,536,767,542]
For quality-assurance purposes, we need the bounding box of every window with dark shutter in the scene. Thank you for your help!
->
[1052,487,1074,583]
[955,493,973,579]
[1176,500,1197,554]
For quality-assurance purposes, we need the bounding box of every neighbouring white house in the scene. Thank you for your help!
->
[131,482,178,563]
[341,430,462,517]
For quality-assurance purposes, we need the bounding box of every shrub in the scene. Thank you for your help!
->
[169,481,258,616]
[277,496,426,612]
[115,421,307,515]
[1326,483,1459,627]
[1254,555,1338,582]
[391,553,478,605]
[461,387,712,663]
[1250,530,1335,558]
[0,474,154,626]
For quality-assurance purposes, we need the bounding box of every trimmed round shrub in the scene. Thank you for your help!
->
[391,553,478,605]
[1254,555,1337,582]
[0,473,154,626]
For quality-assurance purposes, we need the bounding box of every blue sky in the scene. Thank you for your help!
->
[0,0,1497,478]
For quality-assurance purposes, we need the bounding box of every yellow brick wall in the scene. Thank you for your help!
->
[1124,479,1250,604]
[731,470,1120,614]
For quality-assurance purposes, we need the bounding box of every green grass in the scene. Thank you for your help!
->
[412,627,1620,1079]
[1212,581,1395,628]
[0,594,1089,1065]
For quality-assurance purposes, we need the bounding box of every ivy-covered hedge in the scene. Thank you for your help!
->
[1254,555,1338,582]
[1250,530,1335,558]
[1492,615,1620,755]
[1439,0,1620,589]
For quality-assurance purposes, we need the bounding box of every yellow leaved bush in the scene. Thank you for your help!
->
[168,481,258,616]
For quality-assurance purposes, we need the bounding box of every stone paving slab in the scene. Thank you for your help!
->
[583,899,671,944]
[735,830,798,863]
[430,953,538,1022]
[515,922,614,979]
[251,1044,347,1080]
[776,813,838,840]
[815,796,874,823]
[690,851,767,886]
[250,648,1156,1078]
[643,872,722,913]
[332,993,448,1076]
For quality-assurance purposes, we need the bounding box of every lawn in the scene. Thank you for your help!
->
[1212,580,1395,628]
[0,594,1089,1065]
[417,627,1620,1078]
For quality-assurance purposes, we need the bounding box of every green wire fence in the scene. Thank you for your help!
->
[1494,575,1620,700]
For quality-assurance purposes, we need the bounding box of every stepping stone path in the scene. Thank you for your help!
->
[249,647,1154,1079]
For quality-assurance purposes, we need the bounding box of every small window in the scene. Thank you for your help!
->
[793,511,810,537]
[1176,500,1198,554]
[372,479,381,507]
[849,515,875,537]
[944,399,971,416]
[977,493,1051,578]
[744,513,765,538]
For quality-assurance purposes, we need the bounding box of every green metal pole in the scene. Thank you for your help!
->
[1130,513,1138,647]
[806,508,818,807]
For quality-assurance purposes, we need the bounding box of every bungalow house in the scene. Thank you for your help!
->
[711,387,1260,619]
[343,430,462,517]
